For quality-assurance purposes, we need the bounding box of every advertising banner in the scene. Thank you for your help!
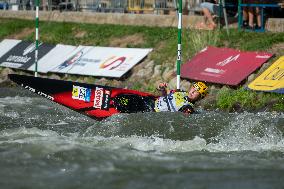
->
[0,41,55,69]
[181,46,273,86]
[28,44,77,73]
[248,56,284,94]
[0,39,21,58]
[51,46,152,78]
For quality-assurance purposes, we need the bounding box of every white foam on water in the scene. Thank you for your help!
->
[207,112,284,152]
[0,96,33,105]
[36,104,53,110]
[0,127,59,139]
[46,121,69,126]
[84,112,284,153]
[1,110,284,155]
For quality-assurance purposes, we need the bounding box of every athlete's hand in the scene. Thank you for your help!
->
[157,82,168,91]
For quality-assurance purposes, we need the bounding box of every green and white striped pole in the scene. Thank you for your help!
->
[35,0,39,77]
[176,0,182,90]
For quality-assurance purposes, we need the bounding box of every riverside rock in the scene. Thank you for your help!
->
[134,65,153,78]
[0,68,14,87]
[152,65,162,78]
[0,68,14,81]
[247,73,256,84]
[144,60,154,69]
[180,80,191,91]
[162,67,175,81]
[49,74,61,80]
[168,77,177,89]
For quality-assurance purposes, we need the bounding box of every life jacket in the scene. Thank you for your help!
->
[154,90,194,112]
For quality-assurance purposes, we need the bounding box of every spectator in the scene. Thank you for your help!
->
[243,7,249,28]
[243,0,262,30]
[196,0,220,30]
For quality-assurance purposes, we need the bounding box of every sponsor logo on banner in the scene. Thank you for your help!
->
[0,41,54,70]
[23,42,42,56]
[54,47,101,72]
[57,51,83,70]
[72,85,91,102]
[200,47,208,53]
[0,62,23,68]
[204,68,225,74]
[264,67,284,81]
[216,54,240,67]
[256,55,271,59]
[94,87,104,108]
[100,56,126,70]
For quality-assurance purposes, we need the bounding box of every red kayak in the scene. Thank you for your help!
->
[9,74,157,120]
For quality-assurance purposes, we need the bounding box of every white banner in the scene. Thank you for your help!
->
[28,44,77,73]
[0,39,21,58]
[51,46,152,78]
[0,39,152,78]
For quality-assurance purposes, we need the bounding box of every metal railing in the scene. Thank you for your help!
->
[1,0,205,14]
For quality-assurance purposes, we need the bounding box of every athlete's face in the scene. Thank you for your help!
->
[188,86,201,101]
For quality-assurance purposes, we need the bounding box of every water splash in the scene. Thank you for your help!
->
[208,112,284,152]
[0,95,284,154]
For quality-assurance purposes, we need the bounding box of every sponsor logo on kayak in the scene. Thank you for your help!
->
[94,87,104,108]
[102,90,111,110]
[72,85,91,102]
[21,84,54,101]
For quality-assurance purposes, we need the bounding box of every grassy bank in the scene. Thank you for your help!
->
[0,18,283,112]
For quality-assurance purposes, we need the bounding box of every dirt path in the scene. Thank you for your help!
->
[7,28,34,40]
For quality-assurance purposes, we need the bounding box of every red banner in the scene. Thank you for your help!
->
[181,46,273,86]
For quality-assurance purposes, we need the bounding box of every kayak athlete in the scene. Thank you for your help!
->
[154,81,208,114]
[114,81,208,114]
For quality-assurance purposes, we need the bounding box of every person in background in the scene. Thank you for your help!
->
[250,7,262,30]
[243,0,262,30]
[243,6,249,28]
[154,81,208,114]
[196,0,220,30]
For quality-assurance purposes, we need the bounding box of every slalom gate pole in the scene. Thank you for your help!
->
[35,0,39,77]
[176,0,182,90]
[238,0,242,31]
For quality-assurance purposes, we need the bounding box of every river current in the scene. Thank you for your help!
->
[0,87,284,189]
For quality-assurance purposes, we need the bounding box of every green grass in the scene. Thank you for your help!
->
[219,29,284,51]
[216,87,284,112]
[0,19,34,39]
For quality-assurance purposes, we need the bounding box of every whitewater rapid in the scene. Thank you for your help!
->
[0,88,284,189]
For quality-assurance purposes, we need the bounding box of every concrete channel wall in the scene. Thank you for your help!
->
[0,10,283,32]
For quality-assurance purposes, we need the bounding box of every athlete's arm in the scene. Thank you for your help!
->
[157,82,168,96]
